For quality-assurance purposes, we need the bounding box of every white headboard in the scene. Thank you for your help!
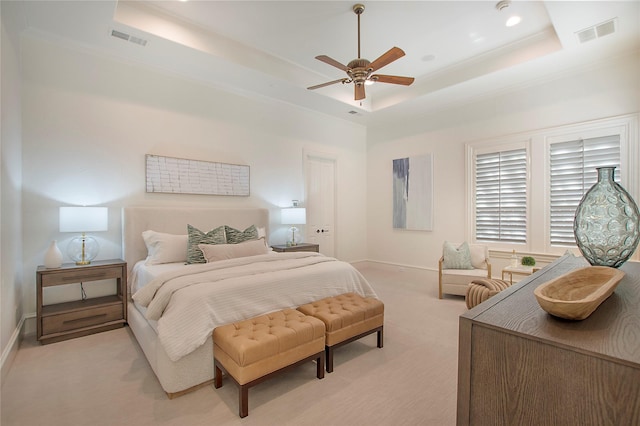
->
[122,206,269,275]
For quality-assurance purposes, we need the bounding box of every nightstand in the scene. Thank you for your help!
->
[271,243,319,253]
[36,259,127,344]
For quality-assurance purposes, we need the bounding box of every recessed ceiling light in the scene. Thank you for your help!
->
[506,15,522,27]
[469,33,485,43]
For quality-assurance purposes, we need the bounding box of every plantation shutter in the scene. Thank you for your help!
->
[475,148,527,243]
[549,135,620,245]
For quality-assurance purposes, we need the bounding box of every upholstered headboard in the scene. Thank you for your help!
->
[122,206,269,275]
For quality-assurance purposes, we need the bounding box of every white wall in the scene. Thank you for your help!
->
[19,35,367,321]
[1,1,26,379]
[366,51,640,272]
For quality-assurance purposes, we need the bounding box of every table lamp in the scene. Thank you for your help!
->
[281,206,306,246]
[59,206,108,265]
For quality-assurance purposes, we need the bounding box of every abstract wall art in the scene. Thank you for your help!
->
[392,154,433,230]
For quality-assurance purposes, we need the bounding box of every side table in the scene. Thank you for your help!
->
[501,265,539,284]
[36,259,127,344]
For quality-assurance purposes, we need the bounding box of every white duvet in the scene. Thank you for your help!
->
[132,252,377,362]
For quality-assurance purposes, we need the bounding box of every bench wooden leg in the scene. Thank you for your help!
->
[317,352,325,379]
[325,346,334,373]
[377,327,384,348]
[214,360,223,389]
[239,384,249,418]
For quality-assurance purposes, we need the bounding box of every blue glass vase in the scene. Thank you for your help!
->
[573,167,640,268]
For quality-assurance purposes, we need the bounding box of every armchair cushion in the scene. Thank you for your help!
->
[442,241,473,269]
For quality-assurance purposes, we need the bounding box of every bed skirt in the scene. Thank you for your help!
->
[128,302,213,397]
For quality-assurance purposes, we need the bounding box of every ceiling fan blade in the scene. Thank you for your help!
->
[355,84,366,101]
[369,47,405,72]
[371,74,415,86]
[315,55,349,71]
[307,78,349,90]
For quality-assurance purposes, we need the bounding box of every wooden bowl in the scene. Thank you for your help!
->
[533,266,625,320]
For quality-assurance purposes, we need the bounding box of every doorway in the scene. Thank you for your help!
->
[304,151,336,257]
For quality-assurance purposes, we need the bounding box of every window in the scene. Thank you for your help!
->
[549,136,620,246]
[467,114,635,255]
[475,148,527,243]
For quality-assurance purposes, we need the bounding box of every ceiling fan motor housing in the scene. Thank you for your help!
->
[347,58,373,85]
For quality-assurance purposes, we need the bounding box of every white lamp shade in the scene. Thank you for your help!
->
[59,207,108,232]
[281,208,306,225]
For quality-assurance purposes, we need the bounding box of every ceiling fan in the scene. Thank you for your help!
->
[307,3,415,101]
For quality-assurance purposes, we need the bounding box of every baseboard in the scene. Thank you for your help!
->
[1,315,24,386]
[355,259,436,273]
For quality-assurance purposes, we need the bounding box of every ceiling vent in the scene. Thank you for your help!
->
[575,18,616,44]
[111,29,148,47]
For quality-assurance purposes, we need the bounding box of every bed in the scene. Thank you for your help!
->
[122,206,378,398]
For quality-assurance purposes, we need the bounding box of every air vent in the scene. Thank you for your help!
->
[111,29,148,47]
[575,18,616,44]
[129,36,147,47]
[111,29,129,41]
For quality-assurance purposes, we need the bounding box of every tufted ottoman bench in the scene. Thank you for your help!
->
[297,293,384,373]
[212,309,326,417]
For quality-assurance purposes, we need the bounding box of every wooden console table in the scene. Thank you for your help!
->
[457,254,640,425]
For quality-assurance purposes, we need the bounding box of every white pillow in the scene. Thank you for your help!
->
[142,230,188,265]
[257,227,266,239]
[469,245,487,269]
[198,238,269,263]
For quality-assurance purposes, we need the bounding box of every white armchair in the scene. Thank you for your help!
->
[438,242,491,299]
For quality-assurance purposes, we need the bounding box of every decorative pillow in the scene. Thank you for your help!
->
[469,244,487,269]
[198,239,269,263]
[142,230,188,265]
[187,224,226,264]
[225,225,258,244]
[257,226,266,239]
[442,241,474,270]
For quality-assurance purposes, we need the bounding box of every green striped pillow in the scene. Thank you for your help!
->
[224,225,258,244]
[186,224,226,264]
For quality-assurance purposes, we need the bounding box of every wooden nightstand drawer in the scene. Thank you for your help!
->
[288,245,318,252]
[40,266,123,287]
[42,303,123,335]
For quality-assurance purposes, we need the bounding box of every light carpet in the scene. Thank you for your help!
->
[1,264,467,426]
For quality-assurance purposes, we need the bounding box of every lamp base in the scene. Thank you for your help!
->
[68,235,100,266]
[287,226,303,246]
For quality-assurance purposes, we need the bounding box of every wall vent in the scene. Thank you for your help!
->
[111,29,148,47]
[575,18,616,44]
[129,36,148,47]
[111,29,130,41]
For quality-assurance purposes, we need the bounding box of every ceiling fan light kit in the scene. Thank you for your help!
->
[307,3,415,101]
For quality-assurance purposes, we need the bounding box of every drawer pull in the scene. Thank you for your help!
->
[63,314,108,324]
